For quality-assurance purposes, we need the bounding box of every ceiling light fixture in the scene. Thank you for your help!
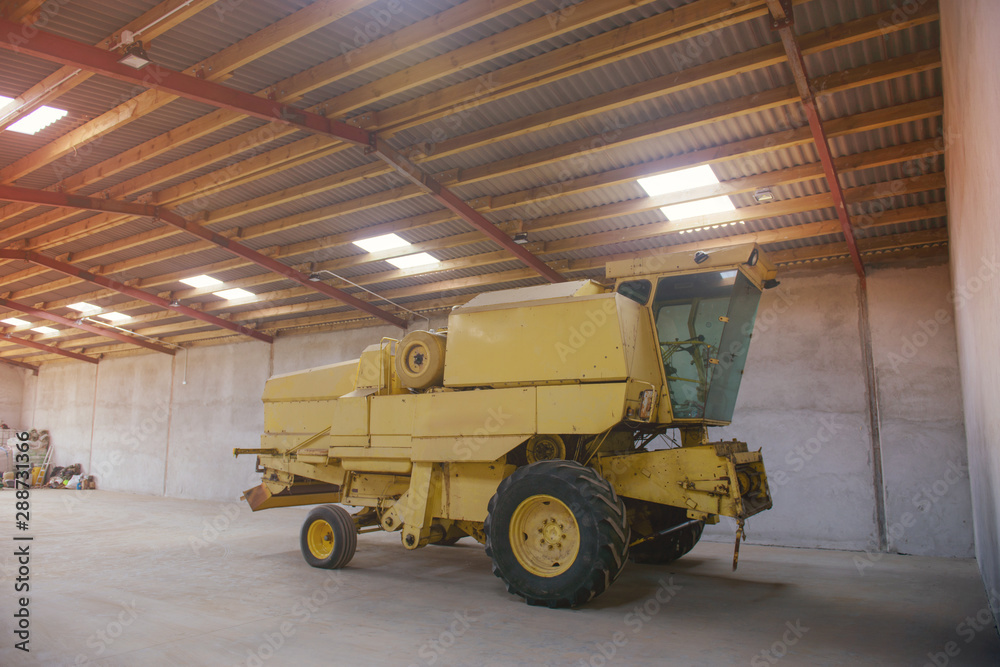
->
[513,232,529,245]
[753,187,775,203]
[117,33,152,70]
[2,317,29,326]
[32,326,59,334]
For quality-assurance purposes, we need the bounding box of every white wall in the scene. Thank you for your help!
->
[0,364,25,429]
[704,260,972,558]
[709,267,879,551]
[868,263,972,558]
[18,267,971,557]
[942,0,1000,622]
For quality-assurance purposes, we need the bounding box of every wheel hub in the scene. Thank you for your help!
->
[509,494,580,577]
[306,519,335,559]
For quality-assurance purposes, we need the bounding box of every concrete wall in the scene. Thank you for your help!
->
[0,364,25,429]
[942,0,1000,620]
[706,260,972,558]
[17,267,971,558]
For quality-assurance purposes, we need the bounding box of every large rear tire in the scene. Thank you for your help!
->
[300,504,357,569]
[485,461,629,608]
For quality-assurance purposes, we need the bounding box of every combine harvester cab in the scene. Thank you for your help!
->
[237,243,778,607]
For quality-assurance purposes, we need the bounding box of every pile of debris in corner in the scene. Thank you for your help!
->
[0,427,96,490]
[42,464,96,489]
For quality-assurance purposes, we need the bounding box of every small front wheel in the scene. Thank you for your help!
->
[300,505,357,569]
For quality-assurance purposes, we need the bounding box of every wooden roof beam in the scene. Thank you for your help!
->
[4,185,946,342]
[0,96,942,306]
[0,0,541,235]
[0,250,273,344]
[0,0,780,243]
[0,48,940,289]
[0,334,98,365]
[0,18,563,284]
[0,0,45,24]
[0,297,175,355]
[0,1,936,249]
[0,0,664,228]
[2,212,949,363]
[0,0,218,131]
[0,185,408,329]
[0,0,378,184]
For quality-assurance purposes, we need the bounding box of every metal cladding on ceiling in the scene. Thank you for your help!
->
[0,0,947,361]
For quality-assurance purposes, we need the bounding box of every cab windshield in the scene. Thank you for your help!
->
[651,270,761,422]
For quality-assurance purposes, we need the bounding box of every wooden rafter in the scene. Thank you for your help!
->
[0,186,408,329]
[0,2,936,259]
[0,0,947,359]
[0,298,175,355]
[0,225,950,364]
[0,0,379,183]
[0,181,947,354]
[0,250,273,343]
[0,46,941,294]
[0,95,944,311]
[0,0,218,131]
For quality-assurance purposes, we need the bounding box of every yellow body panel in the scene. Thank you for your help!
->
[263,400,334,435]
[411,435,526,463]
[606,242,777,287]
[262,359,358,401]
[413,387,535,436]
[329,396,369,436]
[536,383,625,434]
[432,462,514,522]
[370,394,416,435]
[443,292,631,387]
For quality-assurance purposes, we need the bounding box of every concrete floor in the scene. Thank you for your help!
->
[1,491,997,666]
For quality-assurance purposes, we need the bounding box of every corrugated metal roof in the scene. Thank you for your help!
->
[0,0,948,356]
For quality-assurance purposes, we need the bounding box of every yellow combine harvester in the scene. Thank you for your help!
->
[236,244,777,607]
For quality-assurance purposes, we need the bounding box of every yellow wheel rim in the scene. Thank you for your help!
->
[509,494,580,577]
[307,519,335,559]
[525,435,566,463]
[402,343,428,374]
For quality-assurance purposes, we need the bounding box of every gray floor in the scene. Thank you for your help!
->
[1,490,998,666]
